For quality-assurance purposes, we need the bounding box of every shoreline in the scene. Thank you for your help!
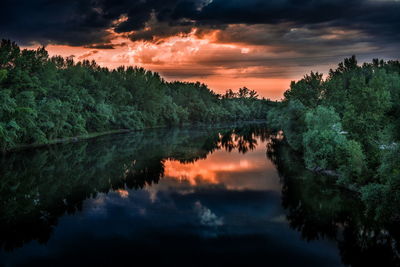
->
[5,120,268,154]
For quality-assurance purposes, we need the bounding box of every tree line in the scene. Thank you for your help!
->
[0,40,272,151]
[267,55,400,219]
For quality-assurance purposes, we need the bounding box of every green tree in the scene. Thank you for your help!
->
[284,72,323,108]
[302,106,365,181]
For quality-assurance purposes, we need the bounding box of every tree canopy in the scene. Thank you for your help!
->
[0,40,272,151]
[267,55,400,216]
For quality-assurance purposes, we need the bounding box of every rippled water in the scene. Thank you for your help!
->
[0,124,397,266]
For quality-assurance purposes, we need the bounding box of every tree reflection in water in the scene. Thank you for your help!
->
[0,123,399,267]
[267,134,400,267]
[0,124,267,251]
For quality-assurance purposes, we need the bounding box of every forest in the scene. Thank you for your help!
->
[1,39,399,219]
[0,40,272,152]
[268,56,400,219]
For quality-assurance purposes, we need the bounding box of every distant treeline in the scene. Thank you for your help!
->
[268,56,400,219]
[0,40,273,151]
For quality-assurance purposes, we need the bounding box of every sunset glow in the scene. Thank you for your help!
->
[164,158,253,186]
[1,1,400,265]
[5,0,399,99]
[30,31,297,99]
[163,138,280,192]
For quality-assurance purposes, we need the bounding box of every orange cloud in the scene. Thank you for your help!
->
[23,27,332,100]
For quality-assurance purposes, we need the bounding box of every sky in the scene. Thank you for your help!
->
[1,0,400,99]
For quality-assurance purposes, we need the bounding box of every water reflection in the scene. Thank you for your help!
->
[267,134,400,267]
[163,146,279,191]
[0,125,269,248]
[0,124,398,266]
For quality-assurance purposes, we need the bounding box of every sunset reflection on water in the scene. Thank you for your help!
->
[0,125,343,267]
[162,136,281,192]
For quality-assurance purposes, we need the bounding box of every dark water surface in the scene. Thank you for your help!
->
[0,124,398,266]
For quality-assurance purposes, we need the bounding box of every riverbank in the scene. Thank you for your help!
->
[5,120,268,154]
[8,129,132,153]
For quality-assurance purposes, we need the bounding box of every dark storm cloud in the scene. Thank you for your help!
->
[128,0,400,47]
[0,0,399,54]
[195,0,400,51]
[0,0,134,45]
[0,0,114,46]
[0,0,198,45]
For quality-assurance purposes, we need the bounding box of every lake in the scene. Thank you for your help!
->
[0,123,398,266]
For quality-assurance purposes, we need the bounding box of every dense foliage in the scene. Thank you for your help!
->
[0,40,271,151]
[266,135,400,267]
[268,56,400,216]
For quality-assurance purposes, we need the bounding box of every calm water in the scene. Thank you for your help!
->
[0,124,398,266]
